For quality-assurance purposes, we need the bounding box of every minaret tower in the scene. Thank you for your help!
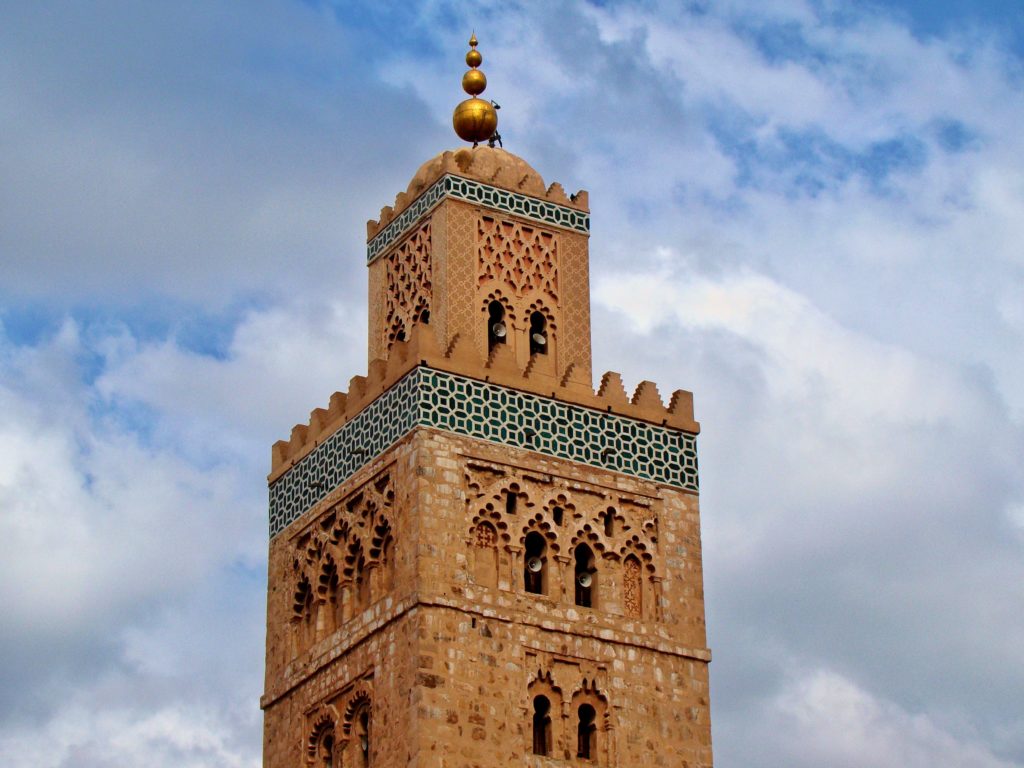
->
[261,37,712,768]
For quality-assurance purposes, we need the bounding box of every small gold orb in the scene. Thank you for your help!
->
[466,49,482,67]
[462,68,487,95]
[453,97,498,143]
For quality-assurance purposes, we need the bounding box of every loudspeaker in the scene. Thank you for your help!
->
[527,556,544,573]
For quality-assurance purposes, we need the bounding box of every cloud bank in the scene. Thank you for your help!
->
[0,1,1021,765]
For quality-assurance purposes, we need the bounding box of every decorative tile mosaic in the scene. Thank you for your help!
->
[269,368,698,538]
[367,175,590,264]
[268,373,419,538]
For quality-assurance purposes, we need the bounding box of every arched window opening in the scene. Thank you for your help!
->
[602,508,615,537]
[293,577,314,653]
[320,563,340,637]
[318,734,334,768]
[623,556,643,619]
[505,489,517,516]
[532,695,552,756]
[355,708,370,767]
[575,544,596,608]
[577,703,597,760]
[355,555,370,610]
[308,718,336,768]
[381,535,395,593]
[488,301,507,351]
[529,311,548,356]
[524,531,546,595]
[552,506,564,526]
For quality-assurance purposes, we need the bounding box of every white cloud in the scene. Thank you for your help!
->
[0,698,258,768]
[595,256,986,430]
[96,298,367,463]
[0,322,257,639]
[730,668,1021,768]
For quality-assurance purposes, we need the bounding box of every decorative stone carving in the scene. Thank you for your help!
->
[384,221,432,352]
[478,215,558,303]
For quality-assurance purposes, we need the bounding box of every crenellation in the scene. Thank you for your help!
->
[270,323,698,478]
[631,380,664,411]
[366,148,589,242]
[596,372,630,406]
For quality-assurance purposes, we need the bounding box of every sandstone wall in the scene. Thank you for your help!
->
[263,428,711,767]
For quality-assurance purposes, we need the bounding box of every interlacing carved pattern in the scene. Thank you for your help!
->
[431,206,449,348]
[560,232,592,378]
[288,470,396,657]
[623,556,642,619]
[384,221,432,351]
[366,174,590,263]
[367,261,385,361]
[478,216,558,303]
[464,461,661,618]
[446,202,477,349]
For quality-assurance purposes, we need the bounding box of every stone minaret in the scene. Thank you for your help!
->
[261,36,712,768]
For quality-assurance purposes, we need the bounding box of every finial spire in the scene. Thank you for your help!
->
[452,33,498,145]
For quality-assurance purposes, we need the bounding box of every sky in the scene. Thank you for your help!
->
[1,0,1022,766]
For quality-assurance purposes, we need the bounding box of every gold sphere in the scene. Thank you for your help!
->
[466,49,482,67]
[462,68,486,95]
[453,97,498,143]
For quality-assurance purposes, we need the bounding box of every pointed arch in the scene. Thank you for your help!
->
[525,298,557,346]
[292,573,315,655]
[316,556,340,638]
[571,680,610,764]
[369,514,395,598]
[528,670,563,758]
[520,511,559,597]
[306,711,336,767]
[342,538,370,616]
[342,690,373,767]
[574,543,597,608]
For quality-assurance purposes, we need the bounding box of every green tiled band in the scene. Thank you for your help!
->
[269,368,698,538]
[366,175,590,264]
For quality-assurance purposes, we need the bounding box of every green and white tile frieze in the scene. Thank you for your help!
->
[366,174,590,263]
[269,368,698,537]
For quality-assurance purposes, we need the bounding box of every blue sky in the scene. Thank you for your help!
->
[1,1,1023,766]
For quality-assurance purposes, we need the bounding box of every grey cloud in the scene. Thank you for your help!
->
[0,1,448,305]
[2,1,1023,766]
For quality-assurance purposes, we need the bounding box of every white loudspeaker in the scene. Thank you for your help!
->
[492,322,507,338]
[577,572,593,588]
[527,556,544,573]
[531,333,547,346]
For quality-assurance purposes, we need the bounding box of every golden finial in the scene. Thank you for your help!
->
[452,33,498,145]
